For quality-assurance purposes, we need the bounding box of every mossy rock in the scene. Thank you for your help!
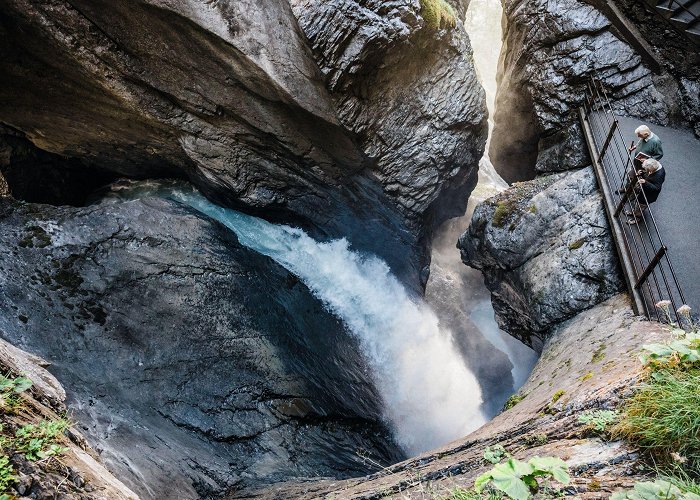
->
[420,0,456,30]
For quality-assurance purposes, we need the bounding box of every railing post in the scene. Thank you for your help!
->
[635,246,667,290]
[598,119,619,162]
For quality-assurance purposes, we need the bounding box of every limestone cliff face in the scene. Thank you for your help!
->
[239,296,669,499]
[0,195,401,499]
[291,0,487,226]
[458,168,624,350]
[0,0,487,275]
[490,0,675,182]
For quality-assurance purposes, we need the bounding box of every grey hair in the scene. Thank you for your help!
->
[635,125,651,136]
[642,158,661,172]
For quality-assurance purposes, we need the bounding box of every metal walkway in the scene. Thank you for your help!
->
[644,0,700,45]
[580,77,697,324]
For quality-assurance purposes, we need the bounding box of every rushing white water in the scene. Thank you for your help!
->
[115,183,486,455]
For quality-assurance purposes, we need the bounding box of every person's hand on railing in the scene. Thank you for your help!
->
[628,141,636,153]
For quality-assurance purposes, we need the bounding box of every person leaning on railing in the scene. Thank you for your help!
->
[629,124,664,167]
[616,125,664,194]
[626,158,666,225]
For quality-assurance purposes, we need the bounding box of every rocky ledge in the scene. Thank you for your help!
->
[238,295,669,499]
[458,168,624,350]
[0,196,401,499]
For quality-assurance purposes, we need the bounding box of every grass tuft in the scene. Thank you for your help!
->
[613,367,700,470]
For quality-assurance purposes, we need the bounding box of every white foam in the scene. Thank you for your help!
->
[165,187,485,455]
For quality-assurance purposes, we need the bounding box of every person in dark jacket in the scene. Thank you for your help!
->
[617,125,664,194]
[627,158,665,224]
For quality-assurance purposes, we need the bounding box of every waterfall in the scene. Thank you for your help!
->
[108,181,486,455]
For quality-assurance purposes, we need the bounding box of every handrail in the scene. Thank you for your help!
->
[579,74,688,324]
[645,0,700,47]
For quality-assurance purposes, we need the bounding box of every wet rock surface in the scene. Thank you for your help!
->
[291,0,488,226]
[0,196,402,499]
[458,168,624,350]
[491,0,674,182]
[238,295,669,499]
[0,0,487,283]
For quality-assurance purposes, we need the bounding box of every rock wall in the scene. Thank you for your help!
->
[291,0,487,226]
[0,0,487,282]
[0,196,401,499]
[238,295,670,499]
[490,0,674,182]
[458,168,624,350]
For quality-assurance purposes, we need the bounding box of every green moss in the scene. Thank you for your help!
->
[420,0,456,30]
[523,433,548,446]
[551,390,565,404]
[528,205,537,214]
[591,343,606,363]
[492,200,517,228]
[579,371,593,382]
[18,225,51,249]
[568,238,586,251]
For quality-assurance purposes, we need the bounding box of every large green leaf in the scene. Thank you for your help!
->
[488,459,533,500]
[474,471,493,492]
[12,377,33,393]
[528,456,570,484]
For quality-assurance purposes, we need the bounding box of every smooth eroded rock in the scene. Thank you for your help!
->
[0,196,401,499]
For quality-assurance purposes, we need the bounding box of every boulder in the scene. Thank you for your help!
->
[458,168,624,350]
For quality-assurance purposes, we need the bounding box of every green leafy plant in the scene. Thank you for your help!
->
[0,375,32,413]
[577,409,618,432]
[0,455,15,492]
[610,479,700,499]
[640,330,700,367]
[15,418,69,461]
[474,456,570,500]
[484,445,509,464]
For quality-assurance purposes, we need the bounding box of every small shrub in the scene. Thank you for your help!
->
[484,444,509,464]
[579,371,593,382]
[502,393,526,411]
[577,409,618,432]
[475,456,570,500]
[640,330,700,367]
[420,0,456,30]
[527,205,537,214]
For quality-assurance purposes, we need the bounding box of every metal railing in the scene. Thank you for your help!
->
[646,0,700,46]
[579,75,688,324]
